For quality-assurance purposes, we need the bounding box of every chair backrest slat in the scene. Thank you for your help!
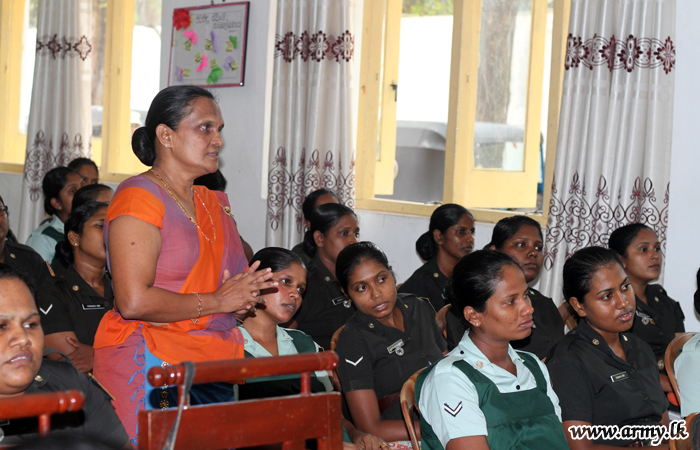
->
[0,390,86,437]
[140,352,343,450]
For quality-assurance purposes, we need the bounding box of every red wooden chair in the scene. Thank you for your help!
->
[0,390,85,436]
[139,352,343,450]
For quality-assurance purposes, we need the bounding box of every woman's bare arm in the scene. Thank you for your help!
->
[445,436,490,450]
[345,389,419,442]
[109,215,277,322]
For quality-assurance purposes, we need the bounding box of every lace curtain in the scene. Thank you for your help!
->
[265,0,356,248]
[17,0,92,242]
[540,0,676,302]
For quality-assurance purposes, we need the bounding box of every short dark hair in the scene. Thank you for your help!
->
[608,223,654,258]
[562,247,624,304]
[68,157,98,173]
[55,202,108,267]
[336,241,394,294]
[0,263,36,301]
[132,85,216,166]
[487,215,543,250]
[42,167,80,216]
[446,250,520,329]
[416,204,472,261]
[195,169,227,192]
[72,184,113,211]
[302,203,356,258]
[302,189,340,221]
[250,247,305,273]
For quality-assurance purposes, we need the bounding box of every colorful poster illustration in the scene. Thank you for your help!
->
[168,2,249,87]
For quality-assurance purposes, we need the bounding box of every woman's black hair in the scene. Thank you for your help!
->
[608,223,654,258]
[0,263,36,301]
[487,215,543,251]
[250,247,305,273]
[132,85,216,166]
[336,241,394,294]
[195,169,227,192]
[42,167,80,216]
[446,250,520,329]
[302,203,356,258]
[72,184,114,211]
[562,246,624,304]
[302,189,340,221]
[416,204,473,261]
[55,202,109,267]
[68,157,98,173]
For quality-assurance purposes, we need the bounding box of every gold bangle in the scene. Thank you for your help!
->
[191,292,203,324]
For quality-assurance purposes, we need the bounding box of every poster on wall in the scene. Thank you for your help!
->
[168,2,249,87]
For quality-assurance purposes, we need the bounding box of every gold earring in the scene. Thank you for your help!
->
[73,242,78,247]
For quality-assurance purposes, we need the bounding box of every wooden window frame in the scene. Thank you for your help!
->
[0,0,146,182]
[354,0,571,225]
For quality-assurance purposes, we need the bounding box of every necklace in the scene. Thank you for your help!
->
[150,169,216,243]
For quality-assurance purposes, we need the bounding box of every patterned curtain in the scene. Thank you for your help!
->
[540,0,676,302]
[265,0,355,248]
[17,0,92,242]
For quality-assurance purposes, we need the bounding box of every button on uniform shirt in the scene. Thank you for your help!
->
[294,254,356,350]
[511,288,565,359]
[335,294,447,420]
[546,320,667,447]
[418,331,561,446]
[0,359,129,447]
[631,284,685,365]
[398,258,448,314]
[36,266,114,346]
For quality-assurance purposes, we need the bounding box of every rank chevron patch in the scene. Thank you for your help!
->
[444,401,463,417]
[345,357,364,366]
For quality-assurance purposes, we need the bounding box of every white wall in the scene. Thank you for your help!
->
[160,0,276,253]
[664,0,700,330]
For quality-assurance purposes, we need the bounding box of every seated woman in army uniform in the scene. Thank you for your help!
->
[37,202,113,373]
[237,247,386,450]
[335,242,446,443]
[399,204,474,315]
[417,250,568,450]
[291,203,360,350]
[0,194,54,291]
[0,264,128,447]
[609,223,685,391]
[546,247,668,448]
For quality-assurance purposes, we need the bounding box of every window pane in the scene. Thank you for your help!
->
[378,0,453,204]
[474,0,531,172]
[19,0,37,136]
[90,0,108,167]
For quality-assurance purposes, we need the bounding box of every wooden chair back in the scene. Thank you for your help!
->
[0,390,85,436]
[330,324,346,352]
[670,412,697,450]
[665,332,697,408]
[435,304,450,339]
[558,301,578,332]
[400,368,424,450]
[139,352,343,450]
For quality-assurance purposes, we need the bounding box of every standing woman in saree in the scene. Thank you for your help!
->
[92,85,276,444]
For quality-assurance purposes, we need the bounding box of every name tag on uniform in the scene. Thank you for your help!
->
[387,339,405,356]
[82,304,105,311]
[610,371,629,382]
[331,296,352,308]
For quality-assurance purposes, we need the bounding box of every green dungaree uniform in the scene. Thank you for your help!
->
[417,352,569,450]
